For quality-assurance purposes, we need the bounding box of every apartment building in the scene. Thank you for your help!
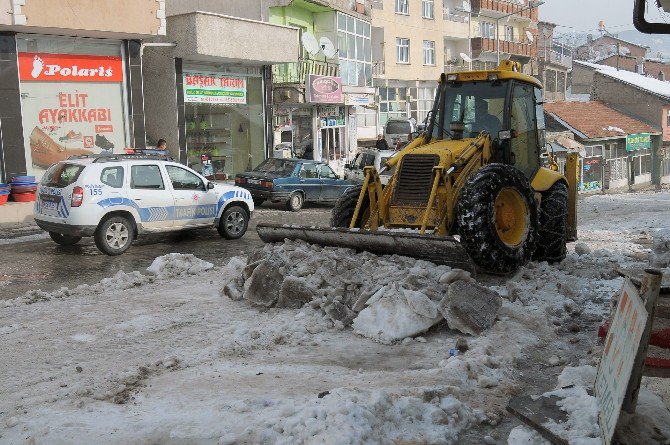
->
[536,21,572,102]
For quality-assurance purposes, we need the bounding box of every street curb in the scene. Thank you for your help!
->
[0,202,34,225]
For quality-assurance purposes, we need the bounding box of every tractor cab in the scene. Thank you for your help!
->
[427,61,545,178]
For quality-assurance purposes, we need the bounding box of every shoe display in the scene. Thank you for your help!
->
[30,127,93,169]
[95,134,115,150]
[59,130,82,142]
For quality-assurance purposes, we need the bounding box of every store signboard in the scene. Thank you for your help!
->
[18,51,127,177]
[344,93,374,106]
[626,133,651,151]
[307,75,343,104]
[595,279,648,445]
[183,70,247,104]
[18,52,124,82]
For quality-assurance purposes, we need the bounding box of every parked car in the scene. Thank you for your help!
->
[235,158,355,211]
[34,155,254,255]
[344,149,398,185]
[384,118,417,148]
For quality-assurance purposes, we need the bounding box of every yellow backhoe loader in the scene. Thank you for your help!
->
[258,61,579,274]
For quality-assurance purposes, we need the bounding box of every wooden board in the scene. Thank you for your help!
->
[506,394,569,445]
[616,268,670,294]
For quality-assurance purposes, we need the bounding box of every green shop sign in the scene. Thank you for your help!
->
[183,70,247,104]
[626,133,651,151]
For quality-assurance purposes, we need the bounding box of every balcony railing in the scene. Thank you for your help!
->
[373,60,385,77]
[472,37,534,58]
[538,48,572,69]
[443,11,469,22]
[272,59,340,85]
[470,0,534,19]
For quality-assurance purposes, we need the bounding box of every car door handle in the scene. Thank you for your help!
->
[299,179,305,183]
[134,198,142,201]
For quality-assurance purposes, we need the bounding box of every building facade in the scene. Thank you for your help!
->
[545,101,664,192]
[270,0,375,173]
[536,21,571,102]
[142,2,299,179]
[0,0,165,182]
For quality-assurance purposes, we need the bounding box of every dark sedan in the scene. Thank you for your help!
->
[235,158,355,211]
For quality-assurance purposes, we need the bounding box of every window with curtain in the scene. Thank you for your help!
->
[397,38,410,63]
[395,0,409,14]
[423,40,435,65]
[422,0,434,18]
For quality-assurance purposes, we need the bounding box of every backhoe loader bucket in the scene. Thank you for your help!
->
[256,223,476,273]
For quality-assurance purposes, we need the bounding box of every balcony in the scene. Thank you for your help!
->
[538,49,572,69]
[470,0,536,20]
[272,59,340,85]
[372,60,385,77]
[472,37,535,59]
[443,10,470,39]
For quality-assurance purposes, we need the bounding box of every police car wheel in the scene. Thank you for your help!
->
[49,232,82,246]
[94,215,134,256]
[218,205,248,240]
[286,192,304,212]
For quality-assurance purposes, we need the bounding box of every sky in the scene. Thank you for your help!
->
[539,0,655,33]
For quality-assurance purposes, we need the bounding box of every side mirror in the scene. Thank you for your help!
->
[207,182,215,190]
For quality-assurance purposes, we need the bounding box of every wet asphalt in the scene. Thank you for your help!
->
[0,203,332,300]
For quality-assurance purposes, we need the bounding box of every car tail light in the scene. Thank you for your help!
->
[71,186,84,207]
[235,177,247,184]
[261,180,273,189]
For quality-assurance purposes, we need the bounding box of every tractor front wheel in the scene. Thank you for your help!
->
[532,181,568,263]
[456,163,538,274]
[331,186,371,229]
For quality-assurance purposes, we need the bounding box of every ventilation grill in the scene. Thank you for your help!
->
[393,154,440,204]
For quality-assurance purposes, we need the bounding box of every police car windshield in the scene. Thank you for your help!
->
[253,158,296,175]
[42,163,85,188]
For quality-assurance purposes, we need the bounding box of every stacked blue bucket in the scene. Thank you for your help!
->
[10,175,38,202]
[0,182,9,205]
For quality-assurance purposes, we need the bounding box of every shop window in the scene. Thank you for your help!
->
[101,166,124,188]
[17,35,129,177]
[166,165,205,191]
[131,165,164,190]
[183,67,264,178]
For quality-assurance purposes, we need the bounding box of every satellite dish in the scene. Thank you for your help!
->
[461,1,471,12]
[460,52,472,63]
[526,30,534,43]
[320,36,337,59]
[301,33,321,56]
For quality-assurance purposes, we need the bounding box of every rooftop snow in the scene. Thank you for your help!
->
[574,60,670,99]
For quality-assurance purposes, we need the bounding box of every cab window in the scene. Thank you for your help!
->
[130,165,165,190]
[100,167,124,188]
[510,83,540,177]
[299,163,318,178]
[166,165,205,190]
[319,165,338,180]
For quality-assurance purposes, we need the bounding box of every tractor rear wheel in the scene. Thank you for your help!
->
[456,163,538,274]
[533,181,568,263]
[331,186,371,229]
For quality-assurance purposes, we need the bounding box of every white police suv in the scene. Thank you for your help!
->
[34,155,254,255]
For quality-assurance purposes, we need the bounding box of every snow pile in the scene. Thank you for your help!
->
[146,253,214,279]
[650,228,670,268]
[258,387,481,445]
[223,240,501,343]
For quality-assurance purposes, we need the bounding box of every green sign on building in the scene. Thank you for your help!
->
[626,133,651,151]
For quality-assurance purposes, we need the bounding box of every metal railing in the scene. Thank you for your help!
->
[472,37,534,57]
[470,0,534,19]
[372,60,385,76]
[443,11,469,22]
[272,59,340,84]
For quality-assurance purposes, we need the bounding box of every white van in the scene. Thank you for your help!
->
[344,149,398,185]
[384,118,417,148]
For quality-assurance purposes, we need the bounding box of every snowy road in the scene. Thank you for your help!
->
[1,191,670,444]
[0,204,332,299]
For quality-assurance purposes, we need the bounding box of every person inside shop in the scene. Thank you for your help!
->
[375,134,390,150]
[302,144,314,160]
[156,139,167,151]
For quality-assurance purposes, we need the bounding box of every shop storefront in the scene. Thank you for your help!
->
[181,65,266,179]
[580,145,604,192]
[16,35,131,178]
[626,133,652,185]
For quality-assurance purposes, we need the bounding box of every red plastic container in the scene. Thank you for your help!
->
[11,192,36,202]
[0,194,8,205]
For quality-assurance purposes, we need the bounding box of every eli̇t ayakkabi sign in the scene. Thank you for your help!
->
[626,133,651,152]
[595,279,648,445]
[183,70,247,104]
